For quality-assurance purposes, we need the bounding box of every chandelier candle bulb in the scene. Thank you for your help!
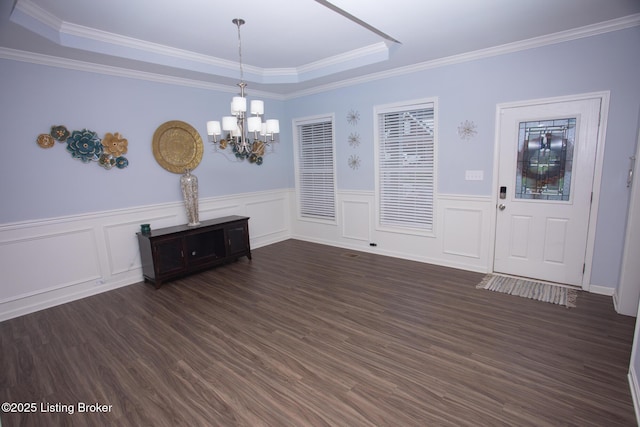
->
[266,119,280,135]
[251,100,264,115]
[232,96,246,113]
[248,116,262,133]
[222,116,236,132]
[206,121,221,137]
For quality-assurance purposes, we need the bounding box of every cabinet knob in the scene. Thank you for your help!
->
[191,251,196,256]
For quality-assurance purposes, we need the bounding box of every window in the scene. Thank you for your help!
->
[515,118,576,201]
[294,115,336,222]
[374,99,436,234]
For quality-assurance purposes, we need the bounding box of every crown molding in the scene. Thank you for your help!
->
[60,20,390,84]
[61,21,238,70]
[284,13,640,99]
[11,0,390,84]
[3,9,638,100]
[0,47,287,100]
[12,0,61,30]
[298,41,390,73]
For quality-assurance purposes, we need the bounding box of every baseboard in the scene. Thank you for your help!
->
[290,234,489,274]
[589,284,616,296]
[0,237,292,322]
[629,367,640,425]
[0,275,141,322]
[0,189,293,321]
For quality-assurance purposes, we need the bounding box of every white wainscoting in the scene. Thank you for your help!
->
[629,367,640,426]
[1,187,619,321]
[628,297,640,424]
[290,191,494,273]
[0,189,291,321]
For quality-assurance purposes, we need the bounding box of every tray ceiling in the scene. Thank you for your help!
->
[2,0,639,97]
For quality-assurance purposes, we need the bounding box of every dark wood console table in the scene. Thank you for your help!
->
[137,215,251,288]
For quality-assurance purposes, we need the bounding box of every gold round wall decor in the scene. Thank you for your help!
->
[152,120,203,173]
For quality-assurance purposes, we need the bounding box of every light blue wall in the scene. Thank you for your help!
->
[1,27,639,411]
[0,61,291,223]
[1,27,639,290]
[284,26,640,289]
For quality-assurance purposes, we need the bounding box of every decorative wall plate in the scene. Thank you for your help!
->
[152,120,203,174]
[66,129,102,162]
[37,133,55,148]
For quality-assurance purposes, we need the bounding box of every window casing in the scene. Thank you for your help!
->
[293,115,337,222]
[374,99,437,235]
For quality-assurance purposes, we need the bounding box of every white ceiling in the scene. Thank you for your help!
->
[2,0,640,97]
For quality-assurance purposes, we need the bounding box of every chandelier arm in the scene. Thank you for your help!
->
[208,18,278,165]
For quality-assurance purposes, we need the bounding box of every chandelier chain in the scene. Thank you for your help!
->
[236,20,244,82]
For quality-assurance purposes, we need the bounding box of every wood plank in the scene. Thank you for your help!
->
[0,239,636,426]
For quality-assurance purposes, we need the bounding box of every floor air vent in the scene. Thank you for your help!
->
[342,253,360,258]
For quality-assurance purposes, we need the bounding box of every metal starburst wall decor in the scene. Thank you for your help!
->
[348,154,361,170]
[458,120,478,140]
[347,109,360,126]
[348,132,361,148]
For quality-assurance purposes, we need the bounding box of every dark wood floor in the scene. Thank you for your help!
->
[1,239,637,426]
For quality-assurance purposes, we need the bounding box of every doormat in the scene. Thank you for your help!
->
[476,274,577,308]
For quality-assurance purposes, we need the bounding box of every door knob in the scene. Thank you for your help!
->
[498,204,506,211]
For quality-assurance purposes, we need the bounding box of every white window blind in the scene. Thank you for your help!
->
[296,118,336,221]
[376,102,435,232]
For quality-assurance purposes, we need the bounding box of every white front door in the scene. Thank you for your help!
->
[494,97,601,286]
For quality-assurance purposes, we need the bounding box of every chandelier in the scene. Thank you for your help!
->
[206,18,279,165]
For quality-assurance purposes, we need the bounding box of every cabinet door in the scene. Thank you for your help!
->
[154,238,185,275]
[226,223,249,256]
[186,229,226,265]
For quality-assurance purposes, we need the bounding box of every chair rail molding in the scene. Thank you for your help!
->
[0,189,291,321]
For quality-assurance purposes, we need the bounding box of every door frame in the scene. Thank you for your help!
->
[488,91,610,291]
[615,125,640,316]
